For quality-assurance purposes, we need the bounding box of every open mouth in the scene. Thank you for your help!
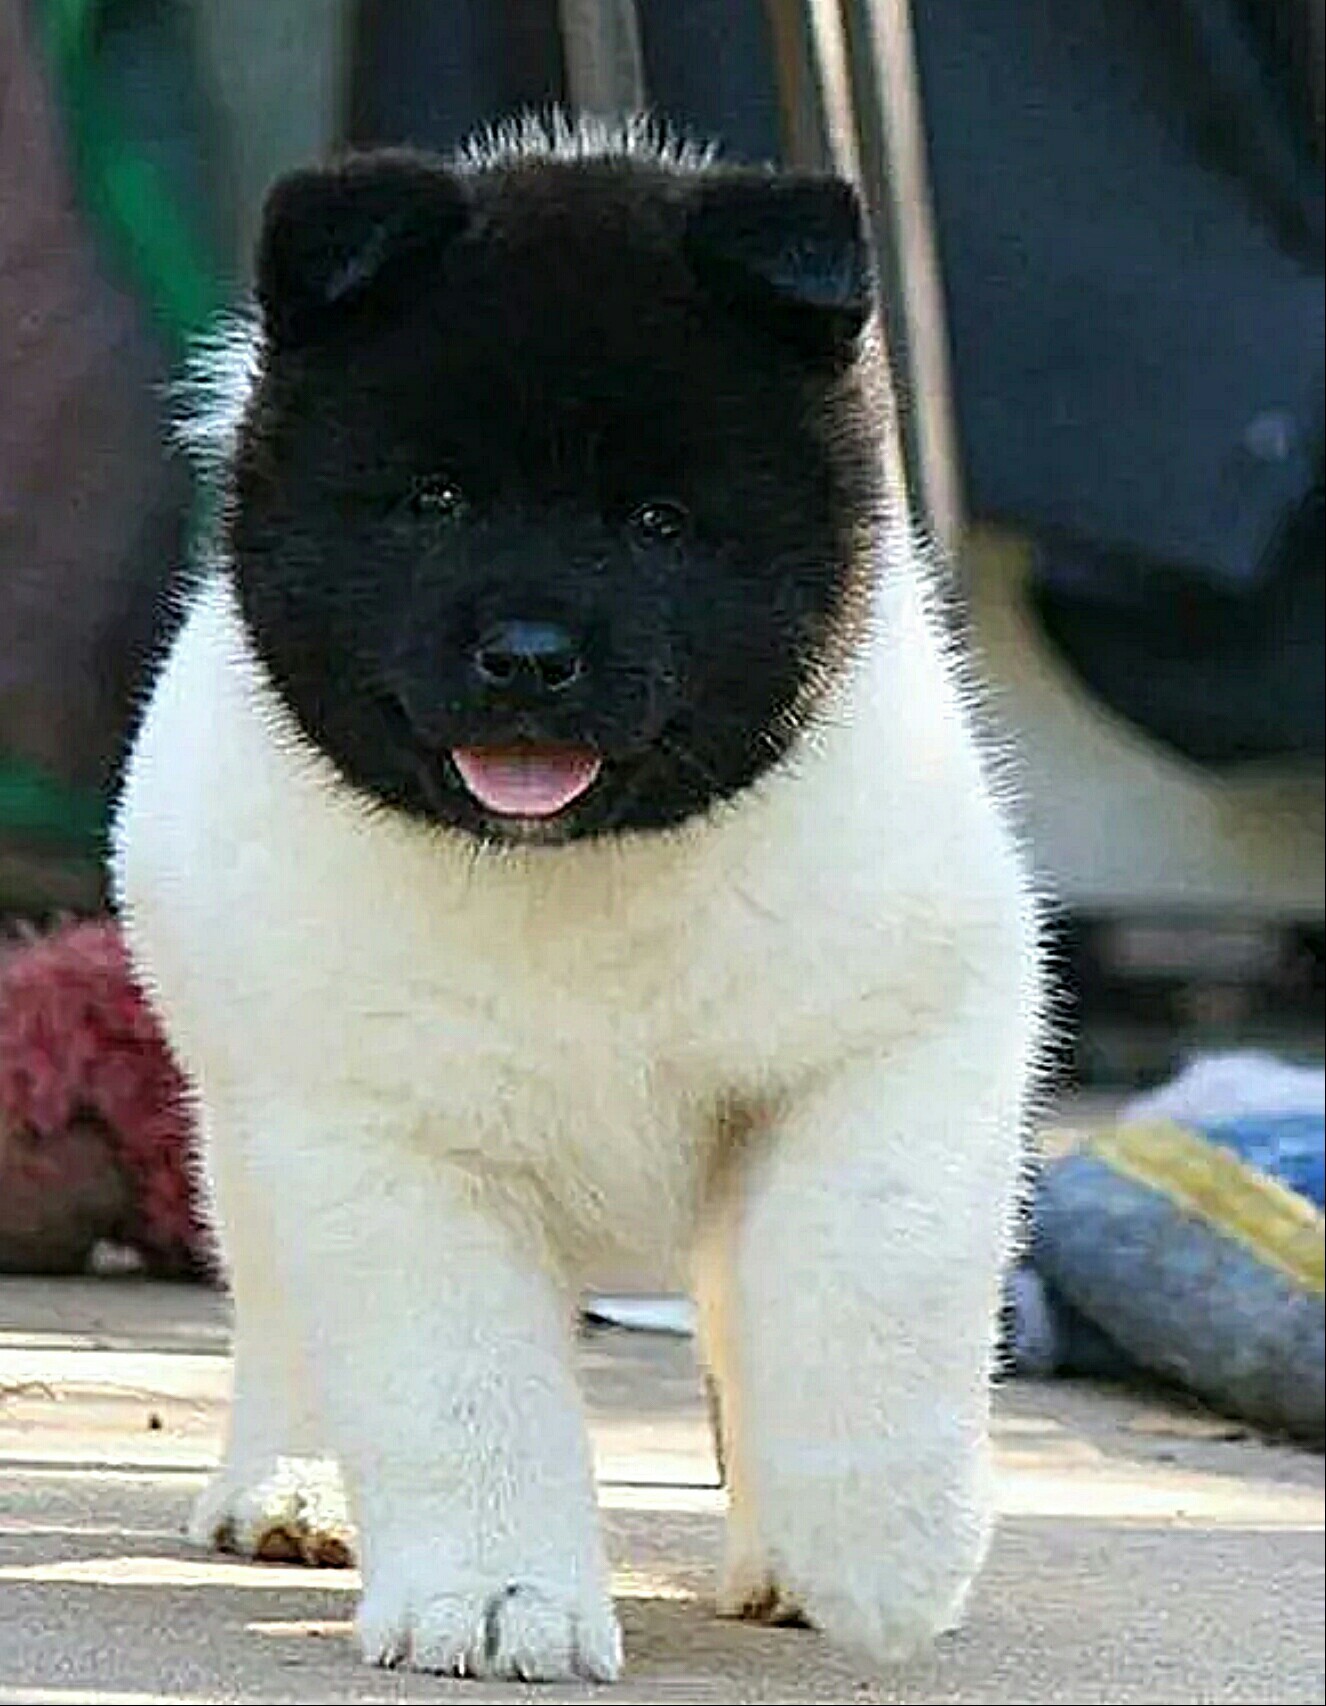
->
[449,745,603,820]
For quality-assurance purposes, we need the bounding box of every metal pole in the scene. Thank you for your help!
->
[775,0,963,554]
[833,0,965,554]
[558,0,647,115]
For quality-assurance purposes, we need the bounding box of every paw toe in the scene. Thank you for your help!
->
[360,1576,621,1681]
[191,1458,355,1568]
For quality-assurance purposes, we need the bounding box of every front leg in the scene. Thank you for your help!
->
[698,1012,1032,1664]
[248,1108,620,1682]
[190,1117,353,1566]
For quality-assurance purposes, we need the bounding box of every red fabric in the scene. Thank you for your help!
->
[0,921,209,1274]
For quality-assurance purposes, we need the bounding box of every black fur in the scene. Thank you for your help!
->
[229,131,885,842]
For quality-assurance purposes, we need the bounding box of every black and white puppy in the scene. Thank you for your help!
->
[114,116,1042,1683]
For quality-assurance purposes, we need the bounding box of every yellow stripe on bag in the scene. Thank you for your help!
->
[1085,1121,1325,1297]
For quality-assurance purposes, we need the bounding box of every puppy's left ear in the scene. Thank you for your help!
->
[256,150,470,346]
[684,172,872,363]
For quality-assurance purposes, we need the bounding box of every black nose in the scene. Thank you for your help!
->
[471,621,584,695]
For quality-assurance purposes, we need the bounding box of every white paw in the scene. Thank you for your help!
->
[718,1491,987,1665]
[720,1551,969,1663]
[358,1564,622,1682]
[189,1456,355,1567]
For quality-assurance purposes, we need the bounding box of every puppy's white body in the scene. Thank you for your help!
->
[114,536,1039,1678]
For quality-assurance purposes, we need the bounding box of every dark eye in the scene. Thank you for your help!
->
[409,475,468,520]
[628,500,690,544]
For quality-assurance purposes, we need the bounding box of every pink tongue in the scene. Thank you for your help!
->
[451,746,602,817]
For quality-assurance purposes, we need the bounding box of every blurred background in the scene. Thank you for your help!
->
[2,0,1322,1095]
[1,1,1322,1435]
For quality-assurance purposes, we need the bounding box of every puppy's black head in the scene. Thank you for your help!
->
[229,125,883,842]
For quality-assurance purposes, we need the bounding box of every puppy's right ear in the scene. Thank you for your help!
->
[256,151,469,345]
[685,172,872,366]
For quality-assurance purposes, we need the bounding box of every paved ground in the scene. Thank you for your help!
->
[0,1277,1322,1705]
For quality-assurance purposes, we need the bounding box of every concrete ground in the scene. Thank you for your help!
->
[0,1277,1321,1706]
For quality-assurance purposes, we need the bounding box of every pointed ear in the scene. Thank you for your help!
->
[684,172,872,362]
[255,151,469,345]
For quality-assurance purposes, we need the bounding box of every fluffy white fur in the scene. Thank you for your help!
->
[114,343,1041,1684]
[456,109,716,173]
